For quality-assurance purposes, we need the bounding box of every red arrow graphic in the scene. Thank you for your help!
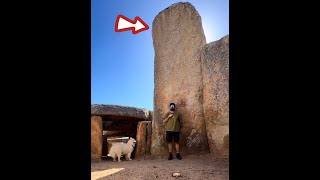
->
[115,15,149,34]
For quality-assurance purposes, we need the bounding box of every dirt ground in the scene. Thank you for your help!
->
[91,151,229,180]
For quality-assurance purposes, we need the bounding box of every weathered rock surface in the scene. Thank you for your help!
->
[152,2,208,156]
[201,35,229,158]
[91,116,103,161]
[91,104,152,121]
[135,121,152,157]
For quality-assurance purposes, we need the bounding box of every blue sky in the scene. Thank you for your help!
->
[91,0,229,111]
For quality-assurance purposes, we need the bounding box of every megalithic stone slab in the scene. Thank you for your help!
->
[152,2,208,156]
[135,121,152,157]
[91,116,103,161]
[201,35,229,158]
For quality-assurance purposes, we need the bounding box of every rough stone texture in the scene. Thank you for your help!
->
[201,35,229,158]
[135,121,152,157]
[102,134,109,157]
[103,121,138,138]
[152,2,208,156]
[91,116,103,161]
[91,104,152,121]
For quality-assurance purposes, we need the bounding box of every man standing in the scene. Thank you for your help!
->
[163,102,182,160]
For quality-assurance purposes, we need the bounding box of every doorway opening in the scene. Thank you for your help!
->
[101,117,138,161]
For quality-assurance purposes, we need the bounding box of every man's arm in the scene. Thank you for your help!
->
[163,113,173,123]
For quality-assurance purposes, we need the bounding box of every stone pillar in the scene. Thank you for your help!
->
[201,35,229,158]
[135,121,152,157]
[152,2,208,156]
[91,116,103,161]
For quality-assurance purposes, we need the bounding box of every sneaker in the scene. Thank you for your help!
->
[176,153,182,160]
[168,153,173,160]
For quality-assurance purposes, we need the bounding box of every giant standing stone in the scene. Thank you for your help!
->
[201,35,229,158]
[152,2,208,156]
[91,116,103,161]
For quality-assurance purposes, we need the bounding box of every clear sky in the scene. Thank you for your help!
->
[91,0,229,111]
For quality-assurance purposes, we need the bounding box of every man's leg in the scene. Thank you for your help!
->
[166,131,173,160]
[174,132,182,160]
[168,143,173,160]
[175,142,180,153]
[168,143,173,153]
[175,143,182,160]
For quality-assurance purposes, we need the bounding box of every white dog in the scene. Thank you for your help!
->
[107,137,137,162]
